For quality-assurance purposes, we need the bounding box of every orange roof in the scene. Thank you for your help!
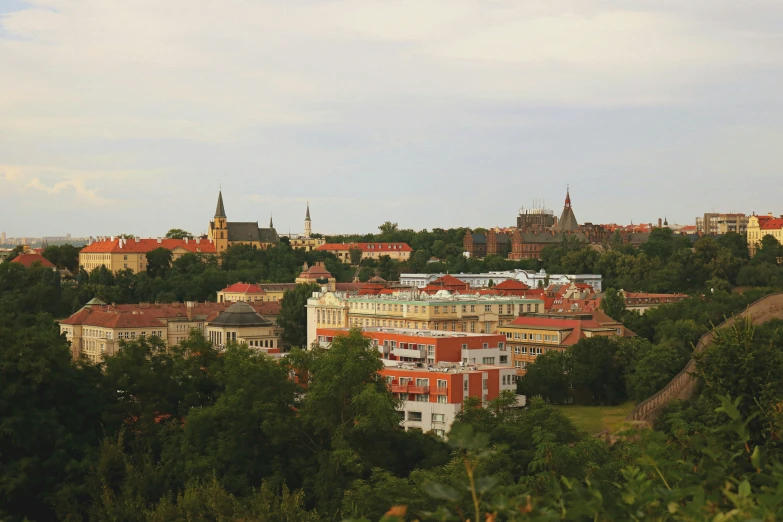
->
[220,282,265,294]
[508,315,606,345]
[60,308,166,328]
[80,238,216,254]
[11,253,55,268]
[316,242,412,253]
[298,265,333,279]
[494,279,530,290]
[761,218,783,230]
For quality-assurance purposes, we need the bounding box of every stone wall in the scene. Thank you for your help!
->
[626,293,783,423]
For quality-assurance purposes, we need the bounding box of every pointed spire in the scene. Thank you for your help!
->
[664,216,668,226]
[215,190,226,218]
[305,201,311,221]
[564,185,571,209]
[269,214,274,228]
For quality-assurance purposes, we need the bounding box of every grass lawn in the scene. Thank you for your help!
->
[554,401,636,435]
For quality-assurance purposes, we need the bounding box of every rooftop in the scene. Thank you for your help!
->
[81,237,216,254]
[11,253,55,268]
[318,326,505,339]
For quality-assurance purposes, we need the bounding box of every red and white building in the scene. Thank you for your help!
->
[315,327,520,435]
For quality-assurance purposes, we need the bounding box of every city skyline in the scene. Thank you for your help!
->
[2,0,782,236]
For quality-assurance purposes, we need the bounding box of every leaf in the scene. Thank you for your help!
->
[475,476,499,495]
[750,446,761,470]
[425,482,461,502]
[667,502,678,514]
[738,480,751,497]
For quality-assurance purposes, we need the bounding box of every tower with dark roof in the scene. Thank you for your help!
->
[212,190,229,252]
[304,202,312,238]
[556,187,579,231]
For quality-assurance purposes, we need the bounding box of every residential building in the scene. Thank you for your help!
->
[306,290,544,347]
[206,302,281,355]
[315,327,519,435]
[295,262,336,291]
[621,291,688,314]
[79,237,217,274]
[59,299,280,362]
[208,190,279,254]
[315,327,510,366]
[315,242,412,263]
[696,213,749,235]
[399,270,602,292]
[217,282,267,303]
[747,212,783,256]
[497,312,632,375]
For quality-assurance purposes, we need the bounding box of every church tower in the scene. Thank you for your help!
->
[557,186,579,231]
[211,190,229,252]
[304,202,312,238]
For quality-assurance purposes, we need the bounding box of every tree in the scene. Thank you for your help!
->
[278,283,321,349]
[349,247,363,266]
[165,228,194,239]
[625,340,688,401]
[569,337,627,405]
[3,245,24,262]
[42,244,82,272]
[378,221,399,236]
[146,247,173,278]
[518,351,571,404]
[601,287,626,320]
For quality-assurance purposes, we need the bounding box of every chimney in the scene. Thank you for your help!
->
[185,237,189,244]
[157,238,162,244]
[111,236,115,242]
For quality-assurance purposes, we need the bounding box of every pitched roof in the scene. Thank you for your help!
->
[81,238,216,254]
[508,315,606,345]
[299,264,333,279]
[494,279,530,290]
[220,282,265,294]
[760,218,783,230]
[11,253,55,268]
[316,242,412,253]
[60,308,166,328]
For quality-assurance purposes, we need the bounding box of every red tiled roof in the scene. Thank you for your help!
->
[623,292,688,299]
[509,315,606,345]
[220,282,265,294]
[335,282,366,292]
[60,308,166,328]
[493,279,530,290]
[11,253,56,268]
[760,218,783,230]
[316,242,412,253]
[80,238,216,254]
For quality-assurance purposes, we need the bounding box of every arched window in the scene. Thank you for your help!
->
[220,232,224,239]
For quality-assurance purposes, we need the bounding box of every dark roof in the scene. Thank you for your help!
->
[226,222,280,244]
[471,233,486,242]
[558,207,579,231]
[496,234,510,244]
[305,203,311,220]
[519,232,588,243]
[215,191,226,218]
[208,302,272,327]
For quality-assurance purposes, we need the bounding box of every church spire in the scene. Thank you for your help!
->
[305,201,311,221]
[215,190,226,218]
[269,214,274,228]
[564,185,571,209]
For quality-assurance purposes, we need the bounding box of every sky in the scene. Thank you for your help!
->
[1,0,782,238]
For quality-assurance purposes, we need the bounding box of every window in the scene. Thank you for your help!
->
[463,380,468,391]
[416,394,429,402]
[433,429,445,437]
[451,306,456,313]
[437,379,447,389]
[500,355,508,364]
[437,395,447,404]
[482,379,488,389]
[407,411,422,422]
[432,413,445,422]
[484,305,491,312]
[470,305,475,312]
[399,393,409,401]
[482,342,488,349]
[434,306,439,313]
[482,357,495,364]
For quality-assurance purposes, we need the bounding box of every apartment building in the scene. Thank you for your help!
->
[621,291,688,314]
[497,313,631,375]
[306,291,545,347]
[696,213,748,235]
[59,299,280,362]
[315,327,518,435]
[206,302,281,355]
[79,237,216,274]
[315,242,412,263]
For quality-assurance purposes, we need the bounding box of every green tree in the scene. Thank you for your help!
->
[625,340,688,401]
[569,336,627,405]
[518,351,571,404]
[278,283,321,349]
[146,247,173,278]
[600,287,626,320]
[164,228,194,239]
[349,247,363,266]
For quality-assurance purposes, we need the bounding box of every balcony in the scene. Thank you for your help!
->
[391,384,409,393]
[432,386,448,395]
[392,347,426,359]
[408,385,430,394]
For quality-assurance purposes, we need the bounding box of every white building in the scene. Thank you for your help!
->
[400,269,602,292]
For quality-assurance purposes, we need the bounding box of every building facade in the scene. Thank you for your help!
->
[399,270,602,292]
[621,291,688,314]
[696,213,748,235]
[747,213,783,256]
[315,242,412,263]
[463,229,510,258]
[315,327,519,435]
[206,302,280,355]
[498,312,632,375]
[79,237,217,274]
[59,299,280,362]
[306,291,545,347]
[286,203,326,251]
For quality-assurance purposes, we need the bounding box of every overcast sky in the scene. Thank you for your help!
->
[1,0,782,237]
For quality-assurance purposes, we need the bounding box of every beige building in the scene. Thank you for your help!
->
[315,242,413,263]
[306,291,544,347]
[498,312,632,375]
[217,283,268,303]
[747,212,783,256]
[286,203,326,252]
[696,213,748,235]
[59,299,281,362]
[206,302,281,355]
[79,237,217,274]
[295,262,336,291]
[621,291,688,315]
